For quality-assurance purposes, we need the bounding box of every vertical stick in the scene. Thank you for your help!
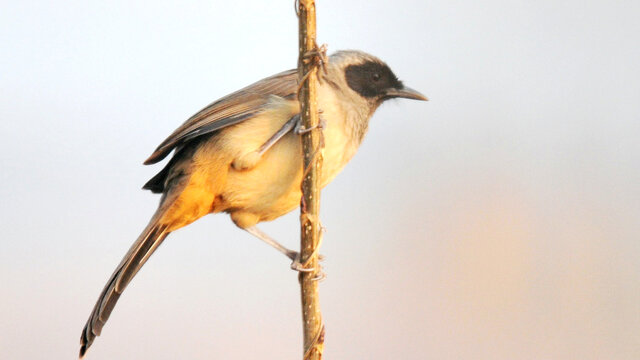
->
[297,0,324,359]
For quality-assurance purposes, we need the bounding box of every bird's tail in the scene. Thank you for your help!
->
[79,217,170,358]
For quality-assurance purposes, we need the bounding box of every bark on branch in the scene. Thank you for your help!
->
[297,0,324,359]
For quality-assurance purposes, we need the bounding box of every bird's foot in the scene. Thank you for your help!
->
[289,251,325,280]
[294,116,326,135]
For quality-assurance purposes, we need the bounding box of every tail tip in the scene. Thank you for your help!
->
[79,330,92,359]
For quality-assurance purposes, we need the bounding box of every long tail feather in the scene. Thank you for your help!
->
[79,221,170,358]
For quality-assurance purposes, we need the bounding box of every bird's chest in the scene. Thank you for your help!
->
[318,105,363,187]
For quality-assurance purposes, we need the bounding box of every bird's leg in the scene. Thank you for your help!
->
[243,225,323,273]
[232,115,299,171]
[244,225,297,260]
[256,114,299,156]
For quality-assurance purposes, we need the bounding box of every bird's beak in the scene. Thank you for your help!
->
[385,86,428,101]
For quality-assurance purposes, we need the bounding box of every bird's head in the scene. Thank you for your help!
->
[329,50,427,107]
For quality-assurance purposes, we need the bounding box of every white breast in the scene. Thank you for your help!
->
[316,82,366,187]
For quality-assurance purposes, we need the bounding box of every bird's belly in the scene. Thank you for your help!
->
[222,117,355,222]
[223,133,302,221]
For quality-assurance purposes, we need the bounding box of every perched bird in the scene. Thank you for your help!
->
[79,50,427,358]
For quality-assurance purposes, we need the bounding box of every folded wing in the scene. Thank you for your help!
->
[144,69,299,165]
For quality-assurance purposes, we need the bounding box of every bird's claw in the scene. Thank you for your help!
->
[289,252,326,280]
[295,116,326,135]
[290,257,314,272]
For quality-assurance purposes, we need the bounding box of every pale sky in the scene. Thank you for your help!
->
[1,1,639,359]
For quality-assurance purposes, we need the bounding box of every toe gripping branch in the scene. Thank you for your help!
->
[292,218,326,281]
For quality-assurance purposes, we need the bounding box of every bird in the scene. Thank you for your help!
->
[79,50,427,358]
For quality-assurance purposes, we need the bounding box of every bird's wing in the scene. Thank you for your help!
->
[144,69,299,165]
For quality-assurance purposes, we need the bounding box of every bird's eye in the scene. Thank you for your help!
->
[372,73,380,81]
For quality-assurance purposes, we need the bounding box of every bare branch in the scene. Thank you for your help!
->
[297,0,325,359]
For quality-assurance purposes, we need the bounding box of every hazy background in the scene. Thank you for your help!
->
[1,1,638,359]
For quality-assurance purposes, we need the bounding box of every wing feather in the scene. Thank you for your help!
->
[144,69,298,165]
